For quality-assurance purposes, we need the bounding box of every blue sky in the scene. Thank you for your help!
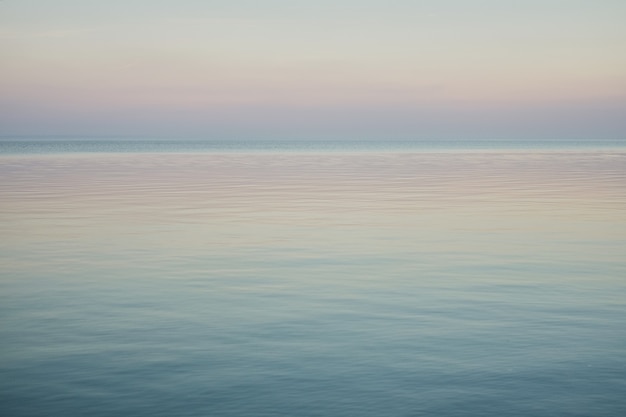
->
[1,0,625,139]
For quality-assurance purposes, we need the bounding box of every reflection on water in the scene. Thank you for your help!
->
[1,147,625,417]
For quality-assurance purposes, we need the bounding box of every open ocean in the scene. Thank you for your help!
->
[1,139,625,417]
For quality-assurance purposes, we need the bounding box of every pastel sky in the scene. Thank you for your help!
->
[1,0,625,139]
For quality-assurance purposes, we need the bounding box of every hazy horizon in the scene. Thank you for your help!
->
[1,1,625,140]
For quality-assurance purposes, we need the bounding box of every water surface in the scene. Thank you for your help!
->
[1,141,625,416]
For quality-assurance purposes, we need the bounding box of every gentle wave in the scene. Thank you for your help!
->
[1,147,625,417]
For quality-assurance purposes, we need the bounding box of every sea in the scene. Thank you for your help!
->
[1,139,625,417]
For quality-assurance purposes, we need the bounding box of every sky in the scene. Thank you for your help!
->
[1,0,625,140]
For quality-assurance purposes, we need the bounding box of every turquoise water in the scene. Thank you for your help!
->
[1,140,625,416]
[2,139,626,155]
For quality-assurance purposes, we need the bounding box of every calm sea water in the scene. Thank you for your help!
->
[1,140,625,416]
